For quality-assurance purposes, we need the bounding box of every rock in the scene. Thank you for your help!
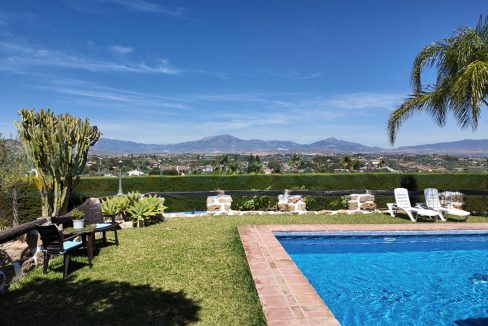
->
[277,193,307,213]
[207,195,233,214]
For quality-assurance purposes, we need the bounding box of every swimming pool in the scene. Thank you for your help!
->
[276,231,488,325]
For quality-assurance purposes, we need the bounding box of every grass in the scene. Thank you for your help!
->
[2,213,488,325]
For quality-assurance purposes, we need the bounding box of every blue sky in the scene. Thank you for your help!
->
[0,0,486,147]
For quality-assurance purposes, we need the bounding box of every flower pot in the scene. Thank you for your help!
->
[73,219,85,229]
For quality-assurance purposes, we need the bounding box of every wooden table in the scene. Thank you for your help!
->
[63,225,96,268]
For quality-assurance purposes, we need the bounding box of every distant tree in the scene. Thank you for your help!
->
[388,16,488,144]
[247,154,263,173]
[267,160,282,173]
[289,153,302,172]
[0,135,32,226]
[340,156,360,171]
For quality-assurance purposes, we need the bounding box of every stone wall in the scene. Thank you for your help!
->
[0,230,43,292]
[277,192,306,214]
[207,195,233,215]
[348,194,376,211]
[439,191,465,209]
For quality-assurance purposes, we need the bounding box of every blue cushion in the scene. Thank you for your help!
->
[63,240,82,251]
[95,223,112,229]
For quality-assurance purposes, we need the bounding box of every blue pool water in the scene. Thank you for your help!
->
[276,231,488,326]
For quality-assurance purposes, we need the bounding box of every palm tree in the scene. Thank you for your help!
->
[388,16,488,145]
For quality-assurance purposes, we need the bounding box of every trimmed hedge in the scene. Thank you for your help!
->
[1,174,486,224]
[75,173,488,195]
[75,173,487,212]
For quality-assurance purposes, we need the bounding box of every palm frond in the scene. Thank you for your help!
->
[389,15,488,144]
[388,90,446,144]
[411,42,445,92]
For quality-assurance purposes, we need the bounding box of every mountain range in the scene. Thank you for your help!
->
[89,135,488,155]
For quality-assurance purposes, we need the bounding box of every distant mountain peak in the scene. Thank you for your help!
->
[89,135,488,155]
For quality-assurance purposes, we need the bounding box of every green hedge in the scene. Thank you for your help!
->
[0,187,42,227]
[75,173,488,195]
[1,174,486,224]
[74,173,487,212]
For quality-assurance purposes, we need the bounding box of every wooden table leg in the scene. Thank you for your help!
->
[86,233,94,268]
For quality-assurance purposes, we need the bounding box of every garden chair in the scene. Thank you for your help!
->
[387,188,445,222]
[35,224,83,278]
[424,188,470,221]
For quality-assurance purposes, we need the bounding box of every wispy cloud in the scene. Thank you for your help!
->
[0,41,180,74]
[99,0,185,16]
[110,45,133,55]
[35,78,188,109]
[322,92,403,110]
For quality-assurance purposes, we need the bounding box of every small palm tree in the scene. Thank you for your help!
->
[388,16,488,144]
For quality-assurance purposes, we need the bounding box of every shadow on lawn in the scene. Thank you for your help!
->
[1,277,201,325]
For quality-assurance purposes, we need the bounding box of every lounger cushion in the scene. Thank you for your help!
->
[63,240,82,251]
[95,223,112,229]
[446,209,470,217]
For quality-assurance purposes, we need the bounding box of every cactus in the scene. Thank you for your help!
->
[15,109,100,217]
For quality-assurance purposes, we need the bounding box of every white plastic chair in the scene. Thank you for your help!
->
[387,188,445,222]
[424,188,470,221]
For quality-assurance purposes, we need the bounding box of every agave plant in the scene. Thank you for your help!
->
[126,191,142,206]
[143,195,167,216]
[127,200,151,227]
[101,197,120,216]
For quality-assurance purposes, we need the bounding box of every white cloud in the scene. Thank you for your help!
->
[322,92,404,110]
[0,41,180,74]
[100,0,185,16]
[110,45,133,55]
[35,78,188,109]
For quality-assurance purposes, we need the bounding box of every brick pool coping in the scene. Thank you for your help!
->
[238,223,488,326]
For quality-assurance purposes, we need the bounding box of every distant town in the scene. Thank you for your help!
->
[85,152,488,176]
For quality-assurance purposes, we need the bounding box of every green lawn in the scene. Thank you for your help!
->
[3,213,488,325]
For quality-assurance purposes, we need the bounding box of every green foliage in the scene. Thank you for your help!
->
[388,16,488,144]
[125,191,141,207]
[400,174,418,191]
[289,153,302,172]
[127,196,166,227]
[102,192,166,226]
[100,197,121,216]
[15,109,100,216]
[70,209,85,220]
[246,154,263,173]
[142,195,167,216]
[234,195,277,211]
[0,185,41,226]
[0,135,33,226]
[128,200,151,227]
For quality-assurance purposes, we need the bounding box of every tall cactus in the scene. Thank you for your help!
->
[15,109,100,217]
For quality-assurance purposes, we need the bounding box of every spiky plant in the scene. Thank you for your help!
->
[15,109,100,217]
[388,16,488,144]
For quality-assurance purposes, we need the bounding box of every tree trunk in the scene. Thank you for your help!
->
[12,188,19,227]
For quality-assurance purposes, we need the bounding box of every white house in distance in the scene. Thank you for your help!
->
[127,169,145,176]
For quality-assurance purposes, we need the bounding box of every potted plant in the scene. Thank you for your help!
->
[71,209,86,229]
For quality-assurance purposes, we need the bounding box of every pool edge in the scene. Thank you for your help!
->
[238,223,488,326]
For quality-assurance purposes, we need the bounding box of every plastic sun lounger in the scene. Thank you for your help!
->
[424,188,470,221]
[387,188,445,222]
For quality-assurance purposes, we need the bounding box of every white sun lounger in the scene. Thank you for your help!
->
[387,188,445,222]
[424,188,470,221]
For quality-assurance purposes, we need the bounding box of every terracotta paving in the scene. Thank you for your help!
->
[238,223,488,326]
